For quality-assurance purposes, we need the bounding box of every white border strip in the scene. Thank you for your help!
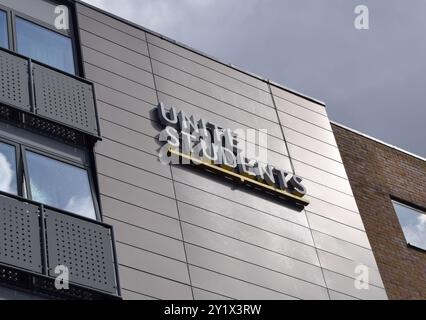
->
[331,121,426,163]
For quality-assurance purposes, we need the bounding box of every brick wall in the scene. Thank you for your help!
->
[332,124,426,299]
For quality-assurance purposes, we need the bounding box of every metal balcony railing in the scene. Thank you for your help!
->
[0,191,120,299]
[0,47,100,140]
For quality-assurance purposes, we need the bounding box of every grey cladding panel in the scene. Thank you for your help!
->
[0,50,31,111]
[77,3,147,42]
[189,265,295,300]
[119,265,193,300]
[33,64,98,135]
[0,195,42,273]
[116,242,190,284]
[80,30,152,72]
[44,209,116,294]
[77,13,149,56]
[185,244,328,300]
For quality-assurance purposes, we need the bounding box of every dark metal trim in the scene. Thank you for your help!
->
[39,204,48,276]
[390,196,426,214]
[109,225,121,297]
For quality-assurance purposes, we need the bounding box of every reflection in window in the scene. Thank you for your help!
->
[0,10,8,49]
[393,201,426,250]
[26,151,96,219]
[16,17,75,74]
[0,142,17,194]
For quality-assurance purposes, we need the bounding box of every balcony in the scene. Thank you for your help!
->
[0,192,121,300]
[0,47,100,143]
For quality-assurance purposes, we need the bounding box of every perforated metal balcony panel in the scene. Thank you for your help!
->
[44,208,116,294]
[32,64,99,136]
[0,50,31,111]
[0,195,42,273]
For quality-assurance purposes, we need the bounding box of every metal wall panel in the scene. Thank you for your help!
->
[293,160,352,195]
[151,60,278,122]
[95,139,171,179]
[288,143,348,178]
[178,202,316,264]
[317,250,384,288]
[172,166,308,227]
[119,265,193,300]
[323,270,387,300]
[98,176,178,219]
[175,183,312,244]
[283,127,343,162]
[76,4,147,42]
[148,43,273,106]
[307,212,371,249]
[189,265,296,300]
[96,155,175,198]
[270,85,327,116]
[306,198,365,231]
[83,46,153,85]
[106,218,185,262]
[84,63,157,103]
[76,2,385,300]
[156,92,289,157]
[312,231,379,270]
[182,223,324,285]
[80,30,152,72]
[185,244,329,300]
[78,14,149,55]
[146,34,269,91]
[279,112,337,145]
[192,288,232,300]
[274,96,332,130]
[100,195,181,237]
[154,76,283,138]
[116,242,190,284]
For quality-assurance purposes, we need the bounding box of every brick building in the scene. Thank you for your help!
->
[333,123,426,299]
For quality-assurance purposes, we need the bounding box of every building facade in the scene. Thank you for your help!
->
[333,124,426,300]
[0,0,421,300]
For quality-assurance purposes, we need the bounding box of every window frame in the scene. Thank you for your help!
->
[0,3,13,49]
[0,0,81,75]
[0,136,22,196]
[0,132,101,221]
[391,198,426,253]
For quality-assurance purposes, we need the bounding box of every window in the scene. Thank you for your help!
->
[0,9,8,48]
[392,200,426,251]
[0,142,17,194]
[0,0,67,30]
[25,151,96,220]
[16,17,75,74]
[0,129,98,220]
[0,1,77,74]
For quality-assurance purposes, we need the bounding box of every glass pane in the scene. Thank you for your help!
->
[0,142,17,194]
[26,151,96,219]
[393,201,426,250]
[0,10,8,49]
[16,17,75,74]
[0,0,69,33]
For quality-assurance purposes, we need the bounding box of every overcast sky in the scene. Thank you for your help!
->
[83,0,426,157]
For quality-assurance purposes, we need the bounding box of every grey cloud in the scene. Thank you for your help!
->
[83,0,426,157]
